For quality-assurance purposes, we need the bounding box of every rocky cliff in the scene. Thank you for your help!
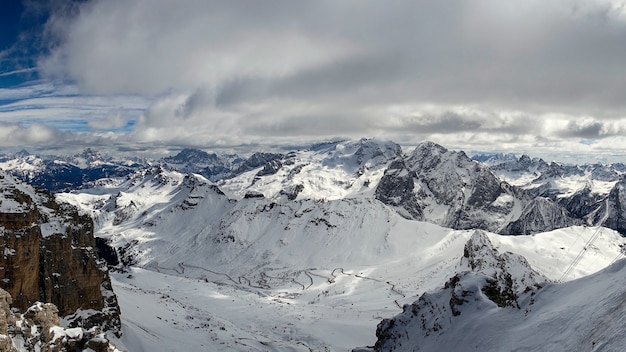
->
[0,288,122,352]
[0,172,120,336]
[375,141,580,234]
[356,231,547,352]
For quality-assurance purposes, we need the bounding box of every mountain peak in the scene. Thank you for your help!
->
[366,232,546,351]
[472,152,517,163]
[16,149,30,157]
[165,148,216,163]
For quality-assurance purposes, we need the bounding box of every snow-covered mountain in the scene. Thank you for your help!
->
[471,152,518,164]
[0,148,145,192]
[357,233,626,351]
[474,153,626,234]
[0,140,590,235]
[161,148,244,181]
[217,138,402,201]
[56,153,626,350]
[3,138,626,351]
[376,142,580,234]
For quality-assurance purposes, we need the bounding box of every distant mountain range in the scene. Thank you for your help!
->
[4,139,625,234]
[1,139,625,351]
[473,152,626,234]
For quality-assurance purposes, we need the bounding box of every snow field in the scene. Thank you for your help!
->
[55,168,626,351]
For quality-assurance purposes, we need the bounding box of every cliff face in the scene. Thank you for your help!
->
[360,232,547,352]
[0,172,120,335]
[0,288,122,352]
[375,141,581,234]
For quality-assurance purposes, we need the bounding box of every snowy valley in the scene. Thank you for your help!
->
[1,139,626,351]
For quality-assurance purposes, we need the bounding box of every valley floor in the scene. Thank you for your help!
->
[107,226,625,352]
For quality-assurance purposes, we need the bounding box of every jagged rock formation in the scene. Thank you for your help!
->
[0,149,140,192]
[0,288,122,352]
[502,197,583,235]
[475,152,626,234]
[234,152,285,175]
[375,142,580,234]
[375,160,422,219]
[0,172,120,336]
[162,148,243,181]
[356,232,626,352]
[587,179,626,235]
[357,232,546,352]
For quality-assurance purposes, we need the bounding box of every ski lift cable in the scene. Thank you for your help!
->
[559,227,603,282]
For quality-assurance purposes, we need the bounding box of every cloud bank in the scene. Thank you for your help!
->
[4,0,626,159]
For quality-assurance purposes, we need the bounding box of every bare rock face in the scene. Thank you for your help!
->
[0,172,120,336]
[588,179,626,235]
[0,288,12,351]
[0,288,122,352]
[375,141,581,234]
[375,160,423,219]
[358,232,547,352]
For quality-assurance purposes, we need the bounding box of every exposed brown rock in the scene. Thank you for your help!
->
[0,288,12,352]
[0,173,120,335]
[0,288,123,352]
[0,222,41,310]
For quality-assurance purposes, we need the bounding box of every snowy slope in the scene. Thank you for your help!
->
[360,238,626,352]
[57,165,626,351]
[217,138,402,201]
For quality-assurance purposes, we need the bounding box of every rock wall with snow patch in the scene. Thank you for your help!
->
[0,172,120,336]
[0,288,121,352]
[376,141,580,234]
[358,231,547,351]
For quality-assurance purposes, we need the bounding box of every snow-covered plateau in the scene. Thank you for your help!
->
[3,138,626,351]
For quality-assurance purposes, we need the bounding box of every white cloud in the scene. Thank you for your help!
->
[40,0,359,95]
[87,108,131,130]
[0,0,621,159]
[0,122,66,146]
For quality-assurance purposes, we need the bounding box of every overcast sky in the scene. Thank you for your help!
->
[2,0,626,161]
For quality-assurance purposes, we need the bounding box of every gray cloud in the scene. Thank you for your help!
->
[554,118,626,139]
[87,108,131,130]
[393,112,483,134]
[0,122,68,146]
[0,0,620,159]
[40,0,626,111]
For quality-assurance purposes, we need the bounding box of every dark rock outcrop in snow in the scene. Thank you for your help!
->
[0,172,121,336]
[358,231,546,352]
[0,288,121,351]
[234,152,285,175]
[502,197,583,235]
[375,141,579,234]
[162,148,243,181]
[374,160,422,219]
[588,179,626,235]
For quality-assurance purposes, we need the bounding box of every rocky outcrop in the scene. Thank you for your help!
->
[502,197,583,235]
[0,289,12,351]
[0,288,122,352]
[375,141,580,234]
[556,185,604,219]
[234,152,284,175]
[588,179,626,235]
[162,148,242,181]
[0,172,120,336]
[374,160,422,219]
[358,232,546,352]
